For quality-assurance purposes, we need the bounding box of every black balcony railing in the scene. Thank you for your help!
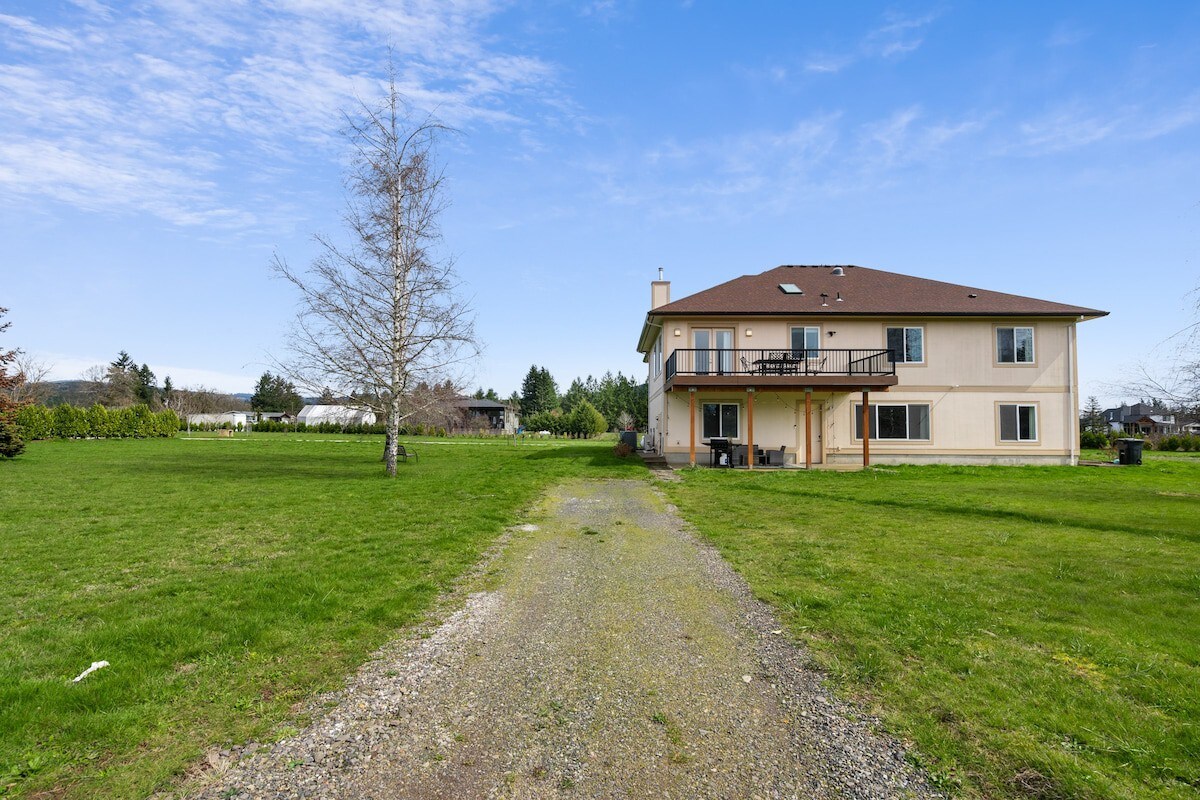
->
[665,348,895,380]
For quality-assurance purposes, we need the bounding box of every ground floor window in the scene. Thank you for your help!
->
[854,403,931,440]
[999,403,1037,441]
[702,402,739,439]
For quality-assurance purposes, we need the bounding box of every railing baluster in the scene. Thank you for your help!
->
[664,348,894,379]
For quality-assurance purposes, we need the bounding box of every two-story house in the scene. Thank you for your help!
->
[637,265,1107,467]
[1102,402,1179,436]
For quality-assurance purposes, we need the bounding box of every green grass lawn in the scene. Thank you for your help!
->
[663,457,1200,799]
[0,434,642,798]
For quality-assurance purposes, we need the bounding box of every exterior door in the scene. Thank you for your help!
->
[693,330,710,374]
[714,329,733,374]
[694,329,734,374]
[796,400,823,464]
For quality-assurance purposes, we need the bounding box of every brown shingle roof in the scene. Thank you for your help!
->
[653,265,1108,318]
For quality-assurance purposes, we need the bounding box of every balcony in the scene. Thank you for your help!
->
[664,348,898,391]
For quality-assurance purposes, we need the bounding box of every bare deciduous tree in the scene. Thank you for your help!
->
[4,351,52,405]
[274,76,476,476]
[1120,284,1200,410]
[169,385,248,416]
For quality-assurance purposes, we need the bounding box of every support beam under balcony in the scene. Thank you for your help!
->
[805,388,812,470]
[688,388,696,467]
[747,388,755,471]
[862,389,870,468]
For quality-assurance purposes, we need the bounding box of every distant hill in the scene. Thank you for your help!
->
[36,381,263,410]
[43,380,92,406]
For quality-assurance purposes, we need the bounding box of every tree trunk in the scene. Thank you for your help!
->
[384,403,400,476]
[382,427,394,463]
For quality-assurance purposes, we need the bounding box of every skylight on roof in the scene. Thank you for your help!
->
[779,283,803,294]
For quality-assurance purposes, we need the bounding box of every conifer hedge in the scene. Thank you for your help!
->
[16,404,179,440]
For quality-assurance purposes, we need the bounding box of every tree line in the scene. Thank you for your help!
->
[496,365,647,437]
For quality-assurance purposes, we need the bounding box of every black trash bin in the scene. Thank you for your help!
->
[619,430,638,450]
[1117,438,1144,466]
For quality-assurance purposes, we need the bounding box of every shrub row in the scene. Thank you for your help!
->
[17,404,180,440]
[242,420,449,436]
[1081,430,1200,452]
[521,401,607,439]
[1149,434,1200,452]
[174,419,453,436]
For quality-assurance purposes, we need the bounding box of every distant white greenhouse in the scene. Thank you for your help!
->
[297,404,377,427]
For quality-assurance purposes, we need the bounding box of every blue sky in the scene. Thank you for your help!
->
[2,1,1198,405]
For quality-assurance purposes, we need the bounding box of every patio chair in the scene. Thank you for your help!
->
[766,445,786,466]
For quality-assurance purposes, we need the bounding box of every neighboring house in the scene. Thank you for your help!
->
[259,411,296,424]
[1182,420,1200,435]
[186,411,255,428]
[636,264,1107,467]
[452,398,519,433]
[1101,403,1179,435]
[297,404,377,427]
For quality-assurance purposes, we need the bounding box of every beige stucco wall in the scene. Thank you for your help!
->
[652,315,1083,466]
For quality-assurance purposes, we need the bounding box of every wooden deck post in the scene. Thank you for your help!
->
[688,388,696,467]
[747,388,755,470]
[862,389,870,468]
[805,388,812,470]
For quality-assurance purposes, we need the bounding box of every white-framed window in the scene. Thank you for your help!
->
[652,334,663,378]
[854,403,931,440]
[886,326,924,363]
[702,402,739,439]
[997,326,1034,363]
[999,404,1037,441]
[790,326,820,356]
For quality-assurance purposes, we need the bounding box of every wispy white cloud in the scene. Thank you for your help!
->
[859,106,989,169]
[1013,94,1200,154]
[0,13,80,52]
[1046,22,1091,48]
[592,102,1000,219]
[0,1,566,227]
[804,10,939,74]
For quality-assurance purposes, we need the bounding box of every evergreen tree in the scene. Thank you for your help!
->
[251,372,305,413]
[135,363,158,405]
[1082,396,1108,435]
[519,365,558,417]
[110,351,135,372]
[561,378,588,413]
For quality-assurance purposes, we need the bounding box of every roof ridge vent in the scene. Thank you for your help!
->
[831,266,845,276]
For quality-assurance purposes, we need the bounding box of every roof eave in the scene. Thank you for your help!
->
[647,309,1109,319]
[637,313,663,354]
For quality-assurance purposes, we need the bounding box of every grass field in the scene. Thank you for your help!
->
[6,437,1199,799]
[0,434,641,798]
[663,456,1200,799]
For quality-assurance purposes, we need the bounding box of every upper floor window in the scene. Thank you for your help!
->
[790,326,820,356]
[651,334,663,378]
[886,326,924,364]
[997,326,1034,364]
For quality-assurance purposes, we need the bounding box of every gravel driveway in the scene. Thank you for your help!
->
[192,478,943,799]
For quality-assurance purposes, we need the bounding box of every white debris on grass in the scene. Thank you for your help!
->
[72,661,110,683]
